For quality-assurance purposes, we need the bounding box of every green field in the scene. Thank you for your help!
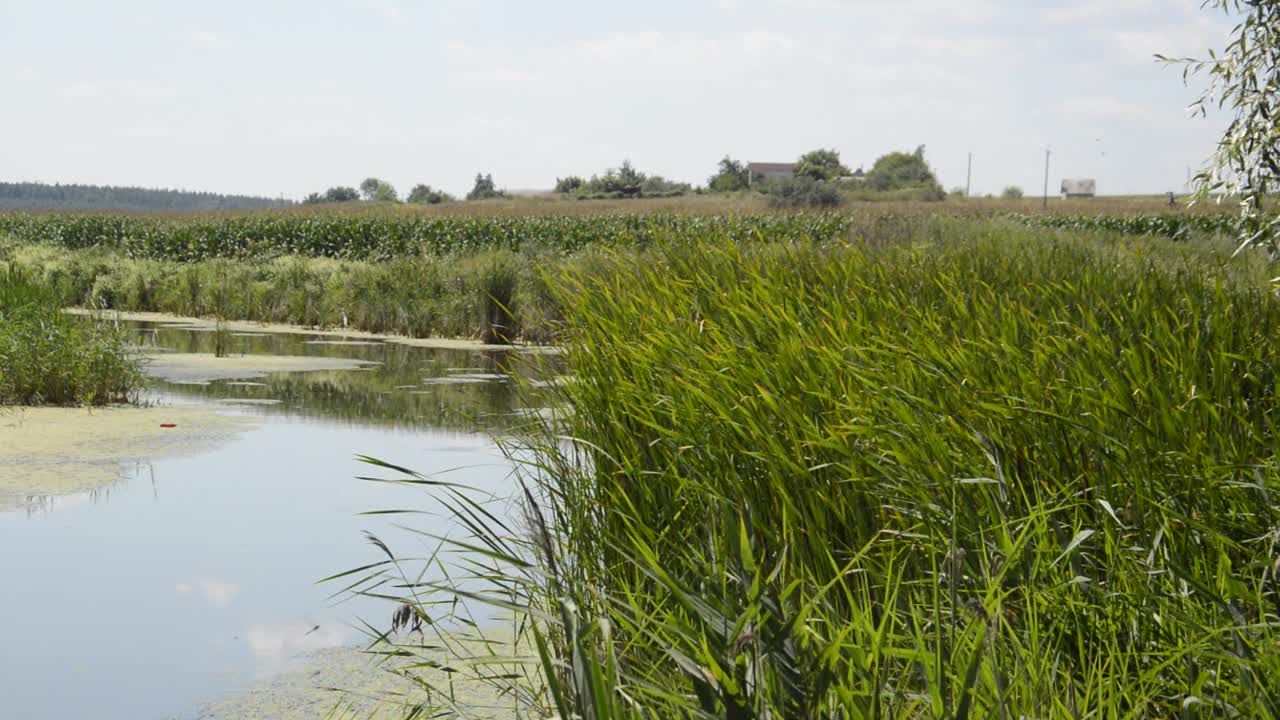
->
[0,199,1236,262]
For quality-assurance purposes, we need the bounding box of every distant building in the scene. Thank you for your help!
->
[747,162,796,185]
[1061,178,1096,198]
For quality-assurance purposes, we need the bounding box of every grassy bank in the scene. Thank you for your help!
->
[0,265,141,405]
[0,201,1239,348]
[4,243,568,344]
[359,221,1280,717]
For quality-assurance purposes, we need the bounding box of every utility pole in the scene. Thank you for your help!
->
[966,153,972,198]
[1042,149,1051,210]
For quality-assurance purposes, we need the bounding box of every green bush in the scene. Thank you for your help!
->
[466,173,507,201]
[0,265,142,405]
[865,145,945,199]
[406,184,453,205]
[554,176,584,194]
[764,176,844,208]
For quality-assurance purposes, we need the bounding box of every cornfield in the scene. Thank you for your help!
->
[0,212,850,261]
[0,205,1238,262]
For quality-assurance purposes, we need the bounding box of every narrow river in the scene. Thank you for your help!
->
[0,320,550,719]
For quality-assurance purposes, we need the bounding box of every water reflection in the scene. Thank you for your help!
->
[0,416,516,720]
[246,622,351,671]
[0,321,551,719]
[133,322,557,433]
[176,579,241,609]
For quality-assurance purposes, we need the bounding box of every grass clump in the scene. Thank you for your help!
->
[351,221,1280,718]
[0,264,142,405]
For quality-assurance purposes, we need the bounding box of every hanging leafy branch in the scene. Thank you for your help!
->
[1161,1,1280,259]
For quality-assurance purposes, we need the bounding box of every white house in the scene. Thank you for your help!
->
[1061,179,1096,198]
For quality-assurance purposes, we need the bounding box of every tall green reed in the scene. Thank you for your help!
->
[347,220,1280,718]
[0,263,142,405]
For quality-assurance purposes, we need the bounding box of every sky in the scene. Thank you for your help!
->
[0,0,1236,199]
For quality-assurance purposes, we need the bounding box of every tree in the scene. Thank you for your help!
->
[359,177,398,202]
[708,156,750,192]
[0,181,291,211]
[304,186,359,204]
[795,149,849,182]
[865,146,942,194]
[372,183,398,203]
[617,160,644,188]
[467,173,507,201]
[571,161,689,199]
[407,184,453,204]
[324,186,360,203]
[1166,2,1280,258]
[1002,186,1024,199]
[554,176,584,194]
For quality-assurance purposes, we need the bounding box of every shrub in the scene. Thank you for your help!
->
[406,184,453,205]
[794,148,850,181]
[466,173,507,201]
[708,156,750,192]
[865,145,944,198]
[303,187,360,204]
[0,265,141,405]
[1003,185,1025,199]
[764,176,844,208]
[553,176,584,194]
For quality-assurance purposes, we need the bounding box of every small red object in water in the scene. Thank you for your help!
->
[160,423,177,428]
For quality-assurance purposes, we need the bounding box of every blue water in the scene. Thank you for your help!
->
[0,324,535,720]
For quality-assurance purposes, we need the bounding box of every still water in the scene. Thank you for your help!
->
[0,322,550,719]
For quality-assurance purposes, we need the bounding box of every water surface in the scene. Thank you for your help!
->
[0,321,547,719]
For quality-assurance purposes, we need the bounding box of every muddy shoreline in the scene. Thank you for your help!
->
[66,308,561,354]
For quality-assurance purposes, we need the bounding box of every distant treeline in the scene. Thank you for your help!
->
[0,182,294,212]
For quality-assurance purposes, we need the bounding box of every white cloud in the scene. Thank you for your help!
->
[1059,95,1149,119]
[0,0,1233,198]
[57,82,101,100]
[740,30,795,55]
[369,0,400,18]
[175,578,240,608]
[1110,3,1227,63]
[247,622,349,658]
[190,31,219,50]
[1048,0,1153,24]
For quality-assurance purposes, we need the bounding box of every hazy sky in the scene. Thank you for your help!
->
[0,0,1234,198]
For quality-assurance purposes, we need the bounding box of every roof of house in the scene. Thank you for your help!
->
[747,162,797,173]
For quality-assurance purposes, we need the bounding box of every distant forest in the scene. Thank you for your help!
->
[0,182,294,212]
